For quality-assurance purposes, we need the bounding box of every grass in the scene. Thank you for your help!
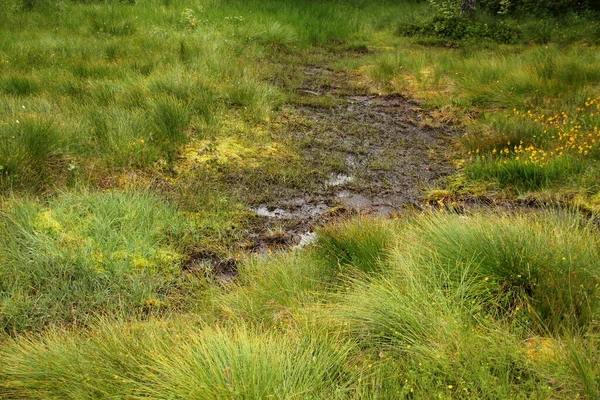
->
[2,212,600,397]
[0,319,353,399]
[0,117,63,186]
[1,0,600,398]
[0,190,196,335]
[415,211,600,334]
[313,217,396,278]
[364,39,600,200]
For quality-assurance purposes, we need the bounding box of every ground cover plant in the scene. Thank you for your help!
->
[1,0,600,398]
[0,190,199,334]
[2,212,600,398]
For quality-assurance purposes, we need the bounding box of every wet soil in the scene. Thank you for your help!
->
[242,66,457,250]
[183,249,239,284]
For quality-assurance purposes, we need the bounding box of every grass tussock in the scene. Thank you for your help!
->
[0,117,64,186]
[0,319,352,400]
[313,217,396,278]
[3,213,599,397]
[415,212,600,334]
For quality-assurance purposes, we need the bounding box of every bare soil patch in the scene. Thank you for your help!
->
[243,66,457,249]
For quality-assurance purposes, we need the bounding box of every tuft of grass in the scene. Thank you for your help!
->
[1,76,40,96]
[564,336,600,398]
[313,217,396,279]
[0,319,352,399]
[338,266,546,398]
[217,251,328,326]
[0,117,63,186]
[414,211,600,334]
[150,96,191,160]
[226,75,281,121]
[245,20,299,50]
[88,109,158,168]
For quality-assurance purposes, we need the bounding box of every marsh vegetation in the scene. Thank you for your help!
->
[1,0,599,397]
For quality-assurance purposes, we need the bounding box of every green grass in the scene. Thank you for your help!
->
[0,117,66,187]
[415,211,600,334]
[2,213,600,397]
[465,155,588,192]
[0,319,353,399]
[313,217,397,278]
[2,1,600,398]
[365,38,600,199]
[0,190,195,335]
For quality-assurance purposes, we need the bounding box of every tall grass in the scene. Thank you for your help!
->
[0,0,430,190]
[414,211,600,334]
[0,117,63,186]
[1,213,599,397]
[0,319,353,399]
[2,213,598,397]
[217,250,333,326]
[151,96,191,160]
[1,75,40,96]
[2,1,600,397]
[337,266,546,398]
[313,217,396,278]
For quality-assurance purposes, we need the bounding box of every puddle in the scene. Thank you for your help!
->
[250,202,330,220]
[251,206,291,219]
[295,231,318,249]
[326,173,354,187]
[336,191,372,209]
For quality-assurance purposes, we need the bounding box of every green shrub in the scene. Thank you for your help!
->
[400,13,521,43]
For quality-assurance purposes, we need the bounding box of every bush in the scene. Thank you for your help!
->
[400,13,521,43]
[479,0,600,15]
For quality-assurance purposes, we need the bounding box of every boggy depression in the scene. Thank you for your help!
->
[243,66,457,251]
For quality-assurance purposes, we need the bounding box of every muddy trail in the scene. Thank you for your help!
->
[241,66,457,251]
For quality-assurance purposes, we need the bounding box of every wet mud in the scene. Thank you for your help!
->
[244,66,457,249]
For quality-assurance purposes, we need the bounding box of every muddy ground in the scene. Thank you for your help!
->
[240,65,457,251]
